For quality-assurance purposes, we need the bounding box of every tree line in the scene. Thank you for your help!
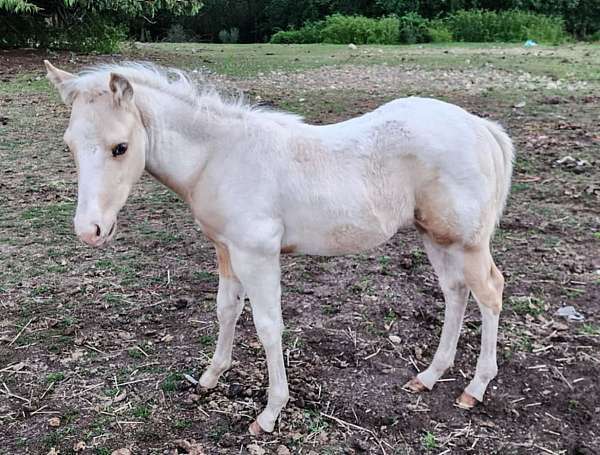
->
[1,0,598,51]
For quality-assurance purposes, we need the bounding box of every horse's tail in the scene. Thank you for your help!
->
[482,119,514,224]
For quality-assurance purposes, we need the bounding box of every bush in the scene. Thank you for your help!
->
[320,14,379,44]
[270,20,324,44]
[270,12,436,45]
[50,17,127,53]
[367,15,401,44]
[164,24,194,42]
[586,30,600,42]
[398,12,430,44]
[427,23,453,42]
[445,10,568,44]
[218,27,240,43]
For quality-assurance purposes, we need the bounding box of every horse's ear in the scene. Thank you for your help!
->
[44,60,75,102]
[109,73,133,106]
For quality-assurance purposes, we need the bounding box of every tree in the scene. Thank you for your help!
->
[0,0,203,50]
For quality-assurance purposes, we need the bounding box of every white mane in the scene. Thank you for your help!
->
[61,62,303,127]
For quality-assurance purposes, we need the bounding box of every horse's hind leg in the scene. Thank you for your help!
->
[404,237,470,392]
[457,244,504,408]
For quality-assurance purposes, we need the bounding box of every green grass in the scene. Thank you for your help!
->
[579,324,600,336]
[130,42,600,82]
[132,404,151,419]
[0,74,53,96]
[46,372,65,383]
[421,431,438,450]
[161,372,182,392]
[508,295,545,317]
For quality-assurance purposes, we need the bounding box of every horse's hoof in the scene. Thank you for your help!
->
[249,420,264,436]
[403,377,427,393]
[455,391,478,410]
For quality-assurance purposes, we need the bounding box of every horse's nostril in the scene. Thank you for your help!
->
[95,224,101,237]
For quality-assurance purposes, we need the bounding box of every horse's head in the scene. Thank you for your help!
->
[45,61,147,247]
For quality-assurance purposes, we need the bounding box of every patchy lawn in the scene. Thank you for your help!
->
[1,43,599,455]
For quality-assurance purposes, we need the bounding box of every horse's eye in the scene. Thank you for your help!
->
[112,143,128,157]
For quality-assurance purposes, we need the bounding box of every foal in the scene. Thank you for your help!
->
[45,61,513,434]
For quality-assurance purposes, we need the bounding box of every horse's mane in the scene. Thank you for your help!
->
[61,61,304,127]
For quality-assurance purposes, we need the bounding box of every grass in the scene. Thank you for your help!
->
[132,404,151,419]
[508,295,546,317]
[161,372,182,392]
[1,42,599,454]
[421,431,438,450]
[45,372,65,383]
[129,42,600,82]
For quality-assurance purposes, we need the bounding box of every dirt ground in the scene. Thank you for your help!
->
[0,44,599,455]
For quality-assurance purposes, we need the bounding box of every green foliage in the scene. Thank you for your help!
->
[164,23,195,42]
[0,0,38,13]
[0,0,201,50]
[445,9,568,43]
[427,23,453,42]
[272,13,433,45]
[51,16,128,52]
[270,20,325,44]
[219,27,240,43]
[398,12,429,44]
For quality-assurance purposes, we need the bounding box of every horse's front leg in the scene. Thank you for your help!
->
[199,243,244,389]
[228,244,288,434]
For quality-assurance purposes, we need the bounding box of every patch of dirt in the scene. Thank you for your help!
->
[1,49,599,455]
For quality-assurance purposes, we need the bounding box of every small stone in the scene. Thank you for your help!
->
[276,445,291,455]
[111,450,131,455]
[73,441,86,452]
[388,335,401,344]
[247,443,266,455]
[48,417,61,427]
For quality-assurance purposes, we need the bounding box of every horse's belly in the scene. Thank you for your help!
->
[281,211,403,256]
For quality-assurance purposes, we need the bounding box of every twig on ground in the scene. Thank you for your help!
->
[9,318,33,346]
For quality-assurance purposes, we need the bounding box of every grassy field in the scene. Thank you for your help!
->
[1,43,599,454]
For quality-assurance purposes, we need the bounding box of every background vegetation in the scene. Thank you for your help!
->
[1,0,599,51]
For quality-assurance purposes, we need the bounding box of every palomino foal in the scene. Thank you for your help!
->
[45,61,513,435]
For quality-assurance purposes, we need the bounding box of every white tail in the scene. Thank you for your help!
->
[483,119,515,223]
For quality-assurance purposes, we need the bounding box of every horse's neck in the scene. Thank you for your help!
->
[138,90,234,201]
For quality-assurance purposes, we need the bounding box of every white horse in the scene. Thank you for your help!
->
[45,61,513,435]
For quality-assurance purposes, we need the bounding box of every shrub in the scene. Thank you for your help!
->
[218,27,240,44]
[586,30,600,42]
[164,24,194,43]
[398,12,430,44]
[321,14,378,44]
[367,15,400,44]
[445,10,568,44]
[270,21,324,44]
[427,23,453,42]
[270,13,433,45]
[49,16,127,53]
